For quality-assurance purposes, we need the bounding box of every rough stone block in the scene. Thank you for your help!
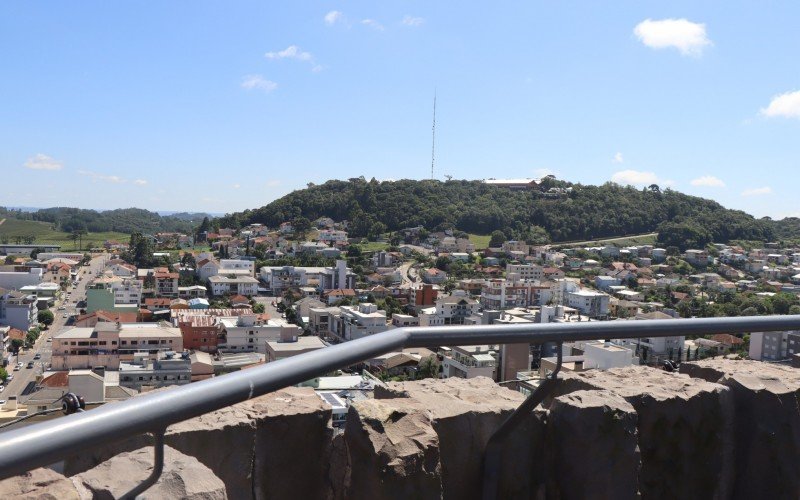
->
[376,376,546,500]
[682,360,800,500]
[73,445,227,499]
[549,366,733,499]
[547,390,640,499]
[0,467,80,500]
[64,386,333,500]
[344,398,442,500]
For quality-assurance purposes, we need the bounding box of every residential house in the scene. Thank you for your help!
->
[440,345,497,379]
[421,268,447,285]
[419,294,480,326]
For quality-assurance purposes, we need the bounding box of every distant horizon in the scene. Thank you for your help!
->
[3,206,226,218]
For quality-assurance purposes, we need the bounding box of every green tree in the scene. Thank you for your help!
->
[489,230,507,248]
[37,309,54,326]
[292,216,312,240]
[416,355,440,379]
[0,366,7,383]
[11,338,24,353]
[789,305,800,315]
[252,303,265,314]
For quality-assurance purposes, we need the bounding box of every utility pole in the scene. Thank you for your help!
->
[431,90,436,180]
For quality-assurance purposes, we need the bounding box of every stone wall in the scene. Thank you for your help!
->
[2,361,799,499]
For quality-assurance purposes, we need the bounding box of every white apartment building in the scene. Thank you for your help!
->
[260,266,323,294]
[419,294,480,326]
[0,288,38,331]
[208,275,259,296]
[0,267,43,291]
[566,290,610,318]
[330,303,388,341]
[317,229,348,243]
[506,264,544,282]
[480,279,550,310]
[440,345,497,379]
[220,259,255,277]
[218,314,302,354]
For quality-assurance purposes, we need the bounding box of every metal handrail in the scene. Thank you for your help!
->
[0,315,797,482]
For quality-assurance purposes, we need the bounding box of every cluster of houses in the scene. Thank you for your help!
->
[7,218,800,424]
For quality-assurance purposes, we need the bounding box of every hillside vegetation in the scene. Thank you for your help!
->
[0,207,196,235]
[218,178,777,249]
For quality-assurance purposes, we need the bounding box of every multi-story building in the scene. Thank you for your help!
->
[51,322,183,370]
[330,303,388,341]
[319,260,357,291]
[480,279,549,310]
[208,275,259,297]
[409,284,438,308]
[0,288,38,331]
[566,290,610,318]
[219,259,255,277]
[119,352,192,391]
[440,345,497,379]
[260,266,322,294]
[749,330,799,361]
[0,267,43,291]
[419,294,480,326]
[317,229,348,243]
[153,268,179,298]
[506,264,543,282]
[86,276,143,313]
[177,315,220,352]
[217,314,302,354]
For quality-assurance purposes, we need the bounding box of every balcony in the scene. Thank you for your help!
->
[1,316,800,499]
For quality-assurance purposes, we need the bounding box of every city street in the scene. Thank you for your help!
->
[1,254,108,403]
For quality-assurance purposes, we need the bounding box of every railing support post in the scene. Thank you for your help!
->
[481,341,562,500]
[119,429,165,500]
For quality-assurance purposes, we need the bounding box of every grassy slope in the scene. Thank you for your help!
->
[468,234,492,249]
[0,218,129,250]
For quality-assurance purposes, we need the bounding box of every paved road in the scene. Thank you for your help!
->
[252,296,282,319]
[1,254,108,403]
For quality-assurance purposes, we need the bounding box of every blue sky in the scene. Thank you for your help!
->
[2,2,799,218]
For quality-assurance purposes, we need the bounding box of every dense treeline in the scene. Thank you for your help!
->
[0,207,197,234]
[217,178,775,247]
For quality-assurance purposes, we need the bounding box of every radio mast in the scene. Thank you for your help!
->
[431,90,436,180]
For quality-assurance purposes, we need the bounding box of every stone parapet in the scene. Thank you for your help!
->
[2,363,799,499]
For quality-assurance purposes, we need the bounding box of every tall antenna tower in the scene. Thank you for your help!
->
[431,90,436,180]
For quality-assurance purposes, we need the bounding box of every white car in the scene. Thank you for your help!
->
[0,385,4,393]
[6,374,13,381]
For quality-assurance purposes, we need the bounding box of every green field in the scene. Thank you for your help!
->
[0,217,129,250]
[468,233,492,249]
[359,241,390,252]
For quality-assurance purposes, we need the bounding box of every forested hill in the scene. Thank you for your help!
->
[0,207,197,234]
[217,178,782,248]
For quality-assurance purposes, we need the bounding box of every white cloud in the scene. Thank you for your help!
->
[611,169,674,187]
[742,186,772,197]
[324,10,343,26]
[634,18,711,56]
[612,152,624,163]
[265,45,312,61]
[402,15,425,27]
[133,179,148,186]
[78,170,126,184]
[361,19,384,31]
[760,90,800,119]
[690,175,725,188]
[232,183,241,189]
[24,153,63,171]
[241,75,278,93]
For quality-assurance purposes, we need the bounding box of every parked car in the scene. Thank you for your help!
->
[0,385,4,392]
[13,365,20,371]
[34,353,41,360]
[6,374,13,382]
[26,362,34,369]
